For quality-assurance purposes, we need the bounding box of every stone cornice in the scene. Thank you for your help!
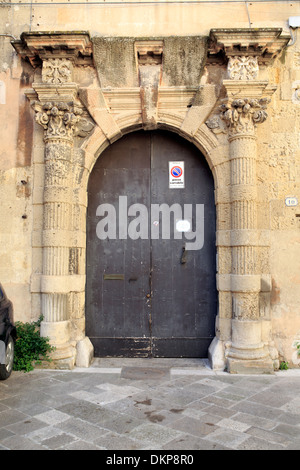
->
[208,28,290,65]
[11,31,93,67]
[222,80,277,99]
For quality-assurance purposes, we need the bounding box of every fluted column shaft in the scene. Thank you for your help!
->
[230,131,259,319]
[42,136,73,323]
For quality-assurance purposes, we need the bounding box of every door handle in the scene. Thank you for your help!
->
[180,246,187,264]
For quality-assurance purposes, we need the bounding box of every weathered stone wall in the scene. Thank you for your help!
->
[266,43,300,366]
[0,0,299,370]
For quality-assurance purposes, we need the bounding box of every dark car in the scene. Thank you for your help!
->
[0,284,16,380]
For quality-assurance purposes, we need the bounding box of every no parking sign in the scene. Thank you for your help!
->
[169,161,184,188]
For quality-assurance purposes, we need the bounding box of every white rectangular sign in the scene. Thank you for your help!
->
[169,161,184,188]
[285,196,298,207]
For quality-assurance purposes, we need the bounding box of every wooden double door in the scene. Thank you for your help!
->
[86,130,217,357]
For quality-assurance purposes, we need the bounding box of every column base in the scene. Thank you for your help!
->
[226,356,275,374]
[49,344,76,370]
[225,318,275,373]
[40,320,76,370]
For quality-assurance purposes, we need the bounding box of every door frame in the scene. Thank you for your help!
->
[81,119,225,366]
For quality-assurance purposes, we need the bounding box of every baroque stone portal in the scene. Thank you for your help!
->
[12,28,289,372]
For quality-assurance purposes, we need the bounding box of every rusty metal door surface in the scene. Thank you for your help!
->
[86,130,217,357]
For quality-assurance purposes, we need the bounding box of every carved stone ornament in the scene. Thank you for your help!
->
[205,115,226,134]
[42,58,73,84]
[227,56,259,80]
[32,100,93,142]
[220,98,270,138]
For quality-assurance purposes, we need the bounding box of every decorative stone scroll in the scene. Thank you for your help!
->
[227,56,259,80]
[42,58,73,84]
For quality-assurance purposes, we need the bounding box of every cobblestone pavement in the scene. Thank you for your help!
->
[0,358,300,451]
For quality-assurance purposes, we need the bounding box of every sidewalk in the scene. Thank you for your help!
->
[0,358,300,450]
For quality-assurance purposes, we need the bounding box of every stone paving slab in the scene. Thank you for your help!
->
[0,358,300,451]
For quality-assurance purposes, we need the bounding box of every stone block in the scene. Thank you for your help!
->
[208,337,226,371]
[75,337,94,368]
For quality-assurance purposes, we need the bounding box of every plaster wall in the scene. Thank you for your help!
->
[0,1,297,36]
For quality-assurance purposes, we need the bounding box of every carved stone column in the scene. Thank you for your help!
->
[13,32,94,368]
[207,28,290,373]
[32,97,85,367]
[221,95,273,373]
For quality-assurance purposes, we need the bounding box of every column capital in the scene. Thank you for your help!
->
[206,78,276,139]
[220,97,269,139]
[32,100,93,144]
[219,77,276,139]
[31,99,94,145]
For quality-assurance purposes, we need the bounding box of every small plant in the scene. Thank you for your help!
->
[279,360,289,370]
[13,315,55,372]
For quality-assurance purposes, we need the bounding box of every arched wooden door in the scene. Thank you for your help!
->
[86,130,217,357]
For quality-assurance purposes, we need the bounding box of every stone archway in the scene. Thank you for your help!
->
[74,84,283,373]
[81,116,225,366]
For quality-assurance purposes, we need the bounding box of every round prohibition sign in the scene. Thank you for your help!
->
[170,165,183,178]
